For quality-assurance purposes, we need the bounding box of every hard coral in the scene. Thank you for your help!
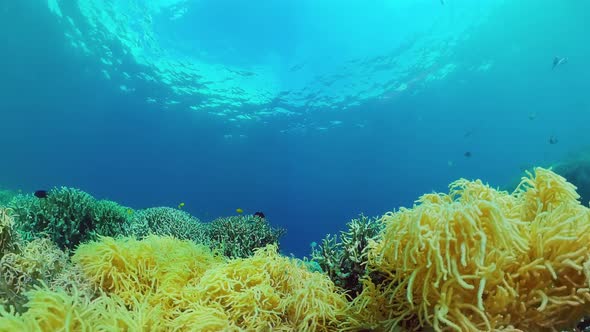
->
[353,167,590,332]
[127,207,208,244]
[8,187,132,249]
[312,214,383,298]
[206,215,286,258]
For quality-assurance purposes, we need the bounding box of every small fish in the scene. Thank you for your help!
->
[127,209,133,215]
[236,208,243,214]
[447,160,454,167]
[464,151,472,158]
[34,190,48,199]
[549,135,558,144]
[552,56,568,70]
[310,241,318,248]
[253,211,265,219]
[178,202,185,209]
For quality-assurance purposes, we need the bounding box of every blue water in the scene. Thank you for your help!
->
[1,0,589,257]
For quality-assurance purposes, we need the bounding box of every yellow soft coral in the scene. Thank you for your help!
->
[72,235,223,313]
[180,245,357,331]
[67,236,360,331]
[355,167,590,331]
[0,286,168,332]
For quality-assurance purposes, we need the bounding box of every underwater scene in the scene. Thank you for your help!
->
[1,0,590,331]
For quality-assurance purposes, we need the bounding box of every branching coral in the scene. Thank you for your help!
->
[206,215,286,258]
[125,209,287,259]
[127,207,208,244]
[311,214,383,298]
[8,187,133,249]
[352,167,590,332]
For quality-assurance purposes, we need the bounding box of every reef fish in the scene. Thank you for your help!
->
[34,190,48,199]
[253,211,265,219]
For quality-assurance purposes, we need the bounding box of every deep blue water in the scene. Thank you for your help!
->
[1,0,589,257]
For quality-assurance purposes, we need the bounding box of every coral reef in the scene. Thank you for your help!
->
[8,187,132,249]
[206,215,286,258]
[311,214,383,298]
[352,167,590,331]
[0,236,360,331]
[2,168,590,331]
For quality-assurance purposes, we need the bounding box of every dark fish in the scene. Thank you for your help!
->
[464,151,472,157]
[34,190,48,199]
[549,135,558,144]
[253,211,265,219]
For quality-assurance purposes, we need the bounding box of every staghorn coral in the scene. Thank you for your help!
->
[311,214,383,298]
[126,207,208,244]
[8,187,133,249]
[352,167,590,332]
[206,214,286,258]
[89,200,133,240]
[8,188,95,246]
